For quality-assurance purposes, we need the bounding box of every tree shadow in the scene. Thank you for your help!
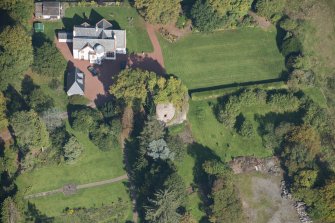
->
[128,53,166,76]
[32,31,52,48]
[21,75,39,96]
[4,85,28,115]
[96,54,128,92]
[25,202,54,223]
[94,93,114,108]
[64,60,75,93]
[187,143,222,222]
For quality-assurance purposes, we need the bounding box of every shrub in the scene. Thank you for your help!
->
[238,119,254,137]
[68,95,89,105]
[48,78,61,90]
[63,136,83,164]
[281,36,302,56]
[71,108,102,133]
[89,124,119,151]
[176,15,187,29]
[254,0,285,22]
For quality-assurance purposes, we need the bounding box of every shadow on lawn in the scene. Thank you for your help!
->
[187,143,222,223]
[128,53,166,76]
[62,9,120,29]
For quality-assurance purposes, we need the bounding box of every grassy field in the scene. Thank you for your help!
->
[159,28,285,90]
[30,182,132,219]
[39,2,153,53]
[187,99,274,161]
[16,121,131,216]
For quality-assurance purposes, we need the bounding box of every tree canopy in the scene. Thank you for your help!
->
[0,93,8,130]
[135,0,181,24]
[63,136,83,164]
[32,42,67,77]
[109,69,187,109]
[0,25,33,90]
[11,110,49,150]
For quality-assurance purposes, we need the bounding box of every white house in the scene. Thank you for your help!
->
[71,19,126,64]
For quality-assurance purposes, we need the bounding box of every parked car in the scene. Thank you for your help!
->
[87,65,100,76]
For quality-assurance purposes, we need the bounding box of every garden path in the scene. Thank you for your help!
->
[24,174,128,199]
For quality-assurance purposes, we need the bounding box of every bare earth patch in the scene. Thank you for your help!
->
[248,11,272,30]
[236,173,300,223]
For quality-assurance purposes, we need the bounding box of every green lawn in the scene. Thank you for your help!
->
[17,122,131,217]
[40,2,153,53]
[159,28,285,90]
[30,182,132,220]
[188,99,273,162]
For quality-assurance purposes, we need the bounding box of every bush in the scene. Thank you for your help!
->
[68,95,89,105]
[48,78,61,90]
[238,119,254,137]
[71,108,102,133]
[279,18,298,31]
[176,15,187,29]
[254,0,285,22]
[281,36,302,56]
[63,136,83,164]
[89,124,119,151]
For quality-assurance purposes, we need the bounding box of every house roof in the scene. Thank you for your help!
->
[58,31,73,39]
[73,38,115,52]
[67,67,85,96]
[96,19,113,29]
[42,2,60,16]
[73,19,126,51]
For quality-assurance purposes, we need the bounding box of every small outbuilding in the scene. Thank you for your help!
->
[35,1,62,20]
[58,31,73,43]
[33,22,44,32]
[67,67,85,96]
[156,103,176,123]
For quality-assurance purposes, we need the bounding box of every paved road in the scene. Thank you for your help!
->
[24,174,128,200]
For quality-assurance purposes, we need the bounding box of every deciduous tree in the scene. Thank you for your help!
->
[0,25,33,90]
[0,92,8,130]
[11,110,49,150]
[135,0,181,24]
[32,42,67,77]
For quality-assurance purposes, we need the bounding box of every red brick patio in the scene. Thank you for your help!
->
[55,41,127,105]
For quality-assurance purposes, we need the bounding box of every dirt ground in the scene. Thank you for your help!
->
[236,173,300,223]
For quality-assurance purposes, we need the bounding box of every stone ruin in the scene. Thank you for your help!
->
[228,156,281,176]
[281,180,313,223]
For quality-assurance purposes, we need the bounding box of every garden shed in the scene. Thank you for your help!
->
[34,22,44,32]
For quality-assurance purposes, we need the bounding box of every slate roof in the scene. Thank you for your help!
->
[96,19,113,29]
[58,31,73,39]
[42,2,60,16]
[67,67,85,96]
[73,19,126,51]
[113,30,126,49]
[73,38,115,52]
